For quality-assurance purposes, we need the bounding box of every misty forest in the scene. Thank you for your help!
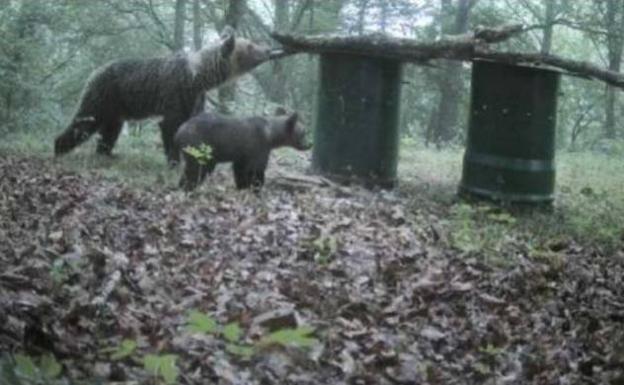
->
[1,0,624,384]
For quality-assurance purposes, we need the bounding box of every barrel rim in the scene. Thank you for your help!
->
[463,151,556,172]
[311,166,397,189]
[472,58,567,76]
[458,184,554,203]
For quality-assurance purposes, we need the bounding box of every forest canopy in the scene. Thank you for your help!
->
[1,0,624,149]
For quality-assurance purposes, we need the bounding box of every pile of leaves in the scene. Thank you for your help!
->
[1,155,623,384]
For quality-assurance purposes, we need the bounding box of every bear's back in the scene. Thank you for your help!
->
[176,113,268,162]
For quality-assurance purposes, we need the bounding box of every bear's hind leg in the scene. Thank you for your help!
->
[160,117,187,166]
[233,161,263,190]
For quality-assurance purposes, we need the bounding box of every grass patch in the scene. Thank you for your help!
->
[1,127,179,188]
[399,144,624,258]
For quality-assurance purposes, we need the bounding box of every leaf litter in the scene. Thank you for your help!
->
[0,155,623,384]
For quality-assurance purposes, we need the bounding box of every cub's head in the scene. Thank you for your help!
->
[220,26,270,75]
[270,107,312,151]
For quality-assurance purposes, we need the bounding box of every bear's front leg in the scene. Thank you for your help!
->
[96,119,123,156]
[180,157,215,191]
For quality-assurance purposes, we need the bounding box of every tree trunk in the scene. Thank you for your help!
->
[541,0,556,55]
[173,0,187,52]
[379,0,388,33]
[218,0,247,113]
[192,0,203,50]
[604,0,624,139]
[271,0,290,104]
[430,0,477,146]
[356,0,369,35]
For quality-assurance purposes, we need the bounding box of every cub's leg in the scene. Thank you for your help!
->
[233,161,253,190]
[251,169,265,192]
[180,157,215,191]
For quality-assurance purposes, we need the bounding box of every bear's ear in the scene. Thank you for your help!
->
[274,106,288,116]
[220,27,236,57]
[285,112,298,133]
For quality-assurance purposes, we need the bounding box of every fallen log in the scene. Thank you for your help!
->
[271,24,624,90]
[271,24,525,62]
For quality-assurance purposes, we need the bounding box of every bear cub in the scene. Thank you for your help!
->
[174,108,310,191]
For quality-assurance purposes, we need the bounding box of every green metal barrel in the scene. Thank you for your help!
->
[312,53,402,188]
[459,60,560,203]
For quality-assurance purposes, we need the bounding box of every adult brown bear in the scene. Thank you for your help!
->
[54,27,270,164]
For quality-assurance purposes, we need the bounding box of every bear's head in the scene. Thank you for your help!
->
[220,26,271,76]
[270,107,312,151]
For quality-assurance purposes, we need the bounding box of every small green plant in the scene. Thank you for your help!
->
[183,144,213,166]
[101,339,138,361]
[223,322,243,343]
[311,234,338,264]
[449,203,482,253]
[225,344,255,359]
[0,353,63,385]
[185,310,319,359]
[49,256,83,286]
[143,354,179,385]
[447,203,521,265]
[186,310,218,334]
[258,326,317,349]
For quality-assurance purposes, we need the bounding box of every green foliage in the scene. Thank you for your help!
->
[102,339,138,361]
[102,340,183,384]
[185,310,319,359]
[0,353,64,385]
[258,327,318,349]
[311,234,338,264]
[225,344,255,359]
[447,203,520,263]
[38,355,62,380]
[143,354,179,385]
[0,1,163,134]
[223,322,243,343]
[49,256,83,286]
[186,310,219,334]
[183,144,213,166]
[14,354,39,380]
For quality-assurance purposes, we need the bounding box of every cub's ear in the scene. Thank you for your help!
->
[286,112,298,132]
[220,27,236,57]
[274,106,288,116]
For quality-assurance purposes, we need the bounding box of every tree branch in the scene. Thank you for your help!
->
[271,24,624,90]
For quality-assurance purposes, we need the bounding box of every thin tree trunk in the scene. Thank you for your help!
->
[379,0,388,33]
[218,0,247,113]
[271,0,290,104]
[541,0,555,55]
[356,0,369,35]
[173,0,187,52]
[604,0,624,139]
[192,0,203,50]
[431,0,477,146]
